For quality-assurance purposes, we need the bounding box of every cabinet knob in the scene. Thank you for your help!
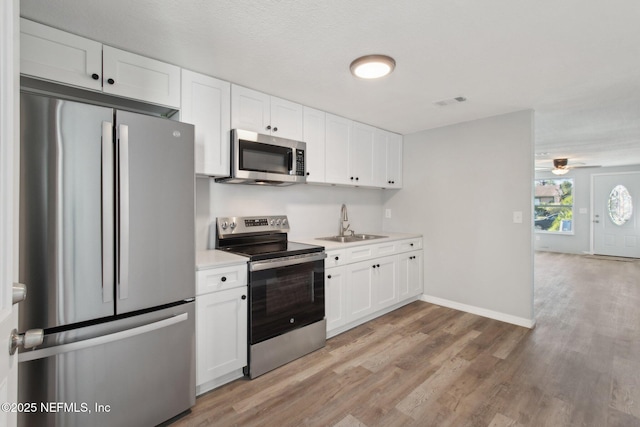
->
[221,276,227,282]
[273,127,278,132]
[107,78,115,85]
[266,125,271,130]
[241,295,247,300]
[327,275,332,279]
[410,243,414,247]
[335,256,339,261]
[306,172,310,176]
[377,264,380,268]
[356,177,359,181]
[372,265,376,269]
[350,177,354,181]
[91,73,100,80]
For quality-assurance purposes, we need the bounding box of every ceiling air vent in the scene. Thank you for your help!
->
[433,96,467,107]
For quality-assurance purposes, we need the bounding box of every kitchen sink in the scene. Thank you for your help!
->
[316,234,387,243]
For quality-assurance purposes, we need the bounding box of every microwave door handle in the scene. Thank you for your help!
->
[288,150,294,174]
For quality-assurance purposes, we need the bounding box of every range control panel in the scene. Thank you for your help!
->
[217,215,290,236]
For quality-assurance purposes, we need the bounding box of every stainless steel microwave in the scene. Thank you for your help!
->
[216,129,306,186]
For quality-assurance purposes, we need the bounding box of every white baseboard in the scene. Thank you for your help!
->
[420,295,536,329]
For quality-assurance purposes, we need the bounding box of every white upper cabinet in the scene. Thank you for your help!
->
[20,18,103,91]
[302,107,326,183]
[231,85,303,141]
[102,46,181,108]
[351,122,376,186]
[181,70,231,177]
[324,113,352,185]
[20,19,181,108]
[385,131,403,188]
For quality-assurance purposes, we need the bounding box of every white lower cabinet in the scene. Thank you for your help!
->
[196,264,248,395]
[399,251,424,299]
[327,238,423,338]
[325,266,347,331]
[346,261,376,322]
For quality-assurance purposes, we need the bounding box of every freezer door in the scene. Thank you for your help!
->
[19,93,115,330]
[17,302,196,427]
[115,111,195,313]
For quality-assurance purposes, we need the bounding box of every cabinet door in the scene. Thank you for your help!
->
[102,46,181,108]
[372,129,388,187]
[231,84,270,133]
[196,287,248,386]
[181,70,231,177]
[325,267,347,332]
[270,96,303,141]
[20,18,103,91]
[374,255,399,310]
[399,251,423,299]
[303,106,326,183]
[386,132,403,188]
[325,113,352,185]
[350,122,375,186]
[346,261,375,321]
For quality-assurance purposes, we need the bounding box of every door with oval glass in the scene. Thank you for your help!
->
[593,172,640,258]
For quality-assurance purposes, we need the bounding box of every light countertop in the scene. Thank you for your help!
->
[196,233,422,269]
[294,232,422,250]
[196,250,248,271]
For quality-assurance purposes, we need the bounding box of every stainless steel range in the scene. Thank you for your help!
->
[216,215,326,378]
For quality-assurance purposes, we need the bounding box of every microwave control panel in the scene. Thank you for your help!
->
[295,149,305,176]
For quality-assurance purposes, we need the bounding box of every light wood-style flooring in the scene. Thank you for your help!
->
[172,252,640,426]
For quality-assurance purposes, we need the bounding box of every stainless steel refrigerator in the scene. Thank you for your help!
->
[17,92,196,427]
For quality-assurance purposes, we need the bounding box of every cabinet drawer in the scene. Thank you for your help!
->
[325,249,346,268]
[346,245,376,262]
[197,264,247,295]
[398,238,423,253]
[375,241,397,256]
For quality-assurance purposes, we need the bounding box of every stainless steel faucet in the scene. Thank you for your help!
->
[339,204,353,237]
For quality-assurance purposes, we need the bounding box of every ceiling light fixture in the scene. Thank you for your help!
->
[350,55,396,79]
[551,168,569,175]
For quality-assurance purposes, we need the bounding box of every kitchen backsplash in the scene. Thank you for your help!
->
[196,178,386,250]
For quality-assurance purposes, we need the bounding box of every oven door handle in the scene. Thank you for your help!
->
[249,252,326,272]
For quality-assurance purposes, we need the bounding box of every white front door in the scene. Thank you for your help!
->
[0,1,19,426]
[593,172,640,258]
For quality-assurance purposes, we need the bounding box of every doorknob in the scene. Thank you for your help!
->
[9,328,44,355]
[12,282,27,305]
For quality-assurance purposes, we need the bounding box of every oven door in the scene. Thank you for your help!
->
[248,253,325,344]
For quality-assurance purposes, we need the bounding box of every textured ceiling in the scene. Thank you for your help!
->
[19,0,640,167]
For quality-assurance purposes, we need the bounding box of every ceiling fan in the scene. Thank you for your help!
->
[535,158,601,175]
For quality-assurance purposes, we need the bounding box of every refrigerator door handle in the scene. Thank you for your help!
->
[118,124,130,300]
[18,312,188,363]
[102,122,115,303]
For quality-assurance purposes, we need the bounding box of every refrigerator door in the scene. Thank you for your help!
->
[19,93,115,330]
[18,302,196,427]
[115,111,195,313]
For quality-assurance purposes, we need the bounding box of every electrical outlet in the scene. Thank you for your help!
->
[385,209,392,219]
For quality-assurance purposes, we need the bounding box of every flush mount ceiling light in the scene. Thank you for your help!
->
[350,55,396,79]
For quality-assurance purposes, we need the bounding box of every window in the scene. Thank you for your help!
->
[534,178,574,233]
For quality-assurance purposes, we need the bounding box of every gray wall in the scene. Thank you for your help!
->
[382,110,535,323]
[535,164,640,254]
[195,180,385,250]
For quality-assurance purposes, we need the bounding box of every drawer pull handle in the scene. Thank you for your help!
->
[221,276,227,282]
[327,275,332,279]
[335,256,339,261]
[241,295,247,300]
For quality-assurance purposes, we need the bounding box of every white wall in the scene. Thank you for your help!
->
[196,180,385,250]
[382,110,535,325]
[535,165,640,254]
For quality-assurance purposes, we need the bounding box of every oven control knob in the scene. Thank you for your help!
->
[230,222,237,229]
[282,218,288,226]
[276,219,281,226]
[290,318,295,324]
[221,221,229,230]
[270,219,275,226]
